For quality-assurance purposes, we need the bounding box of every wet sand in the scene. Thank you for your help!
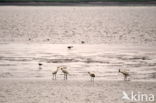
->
[0,79,155,103]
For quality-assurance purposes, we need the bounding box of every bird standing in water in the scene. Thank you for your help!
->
[81,41,85,44]
[38,63,43,70]
[88,72,95,82]
[67,46,73,50]
[119,69,130,81]
[52,67,60,80]
[61,67,69,80]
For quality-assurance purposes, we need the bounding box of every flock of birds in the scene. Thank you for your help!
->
[38,40,130,82]
[39,63,130,82]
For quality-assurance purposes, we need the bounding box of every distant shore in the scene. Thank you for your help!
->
[0,1,156,6]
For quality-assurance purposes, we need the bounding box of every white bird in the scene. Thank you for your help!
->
[119,69,130,81]
[52,67,59,80]
[61,67,69,80]
[88,72,95,82]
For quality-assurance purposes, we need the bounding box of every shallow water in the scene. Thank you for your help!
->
[0,43,155,80]
[0,6,156,80]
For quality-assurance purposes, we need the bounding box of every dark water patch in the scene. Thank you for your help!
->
[84,58,109,64]
[0,56,33,62]
[100,54,151,63]
[145,52,156,56]
[0,72,13,78]
[108,64,123,67]
[33,56,79,63]
[148,72,156,79]
[77,71,87,73]
[133,73,156,80]
[126,60,155,68]
[105,71,117,74]
[39,54,66,58]
[0,64,16,66]
[100,53,119,59]
[34,56,110,64]
[47,58,79,63]
[148,63,156,67]
[148,68,156,71]
[0,43,9,45]
[126,63,143,67]
[35,75,43,78]
[117,55,151,61]
[114,61,125,64]
[9,68,18,71]
[98,75,118,78]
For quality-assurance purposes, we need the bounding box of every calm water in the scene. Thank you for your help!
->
[0,43,156,80]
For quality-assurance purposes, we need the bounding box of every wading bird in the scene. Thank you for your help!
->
[52,67,59,80]
[61,67,69,80]
[88,72,95,82]
[119,69,130,81]
[46,38,50,41]
[38,63,43,70]
[81,41,85,44]
[67,46,73,50]
[38,63,42,66]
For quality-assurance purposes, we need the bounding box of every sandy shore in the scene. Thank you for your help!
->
[0,79,155,103]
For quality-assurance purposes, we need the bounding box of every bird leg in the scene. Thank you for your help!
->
[39,66,42,70]
[126,75,130,81]
[90,77,93,82]
[126,76,128,81]
[52,74,56,80]
[91,77,94,82]
[64,74,67,80]
[127,76,130,81]
[53,74,55,80]
[55,75,57,80]
[66,74,68,80]
[52,74,54,80]
[64,74,66,80]
[124,75,126,81]
[124,75,128,81]
[54,74,56,80]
